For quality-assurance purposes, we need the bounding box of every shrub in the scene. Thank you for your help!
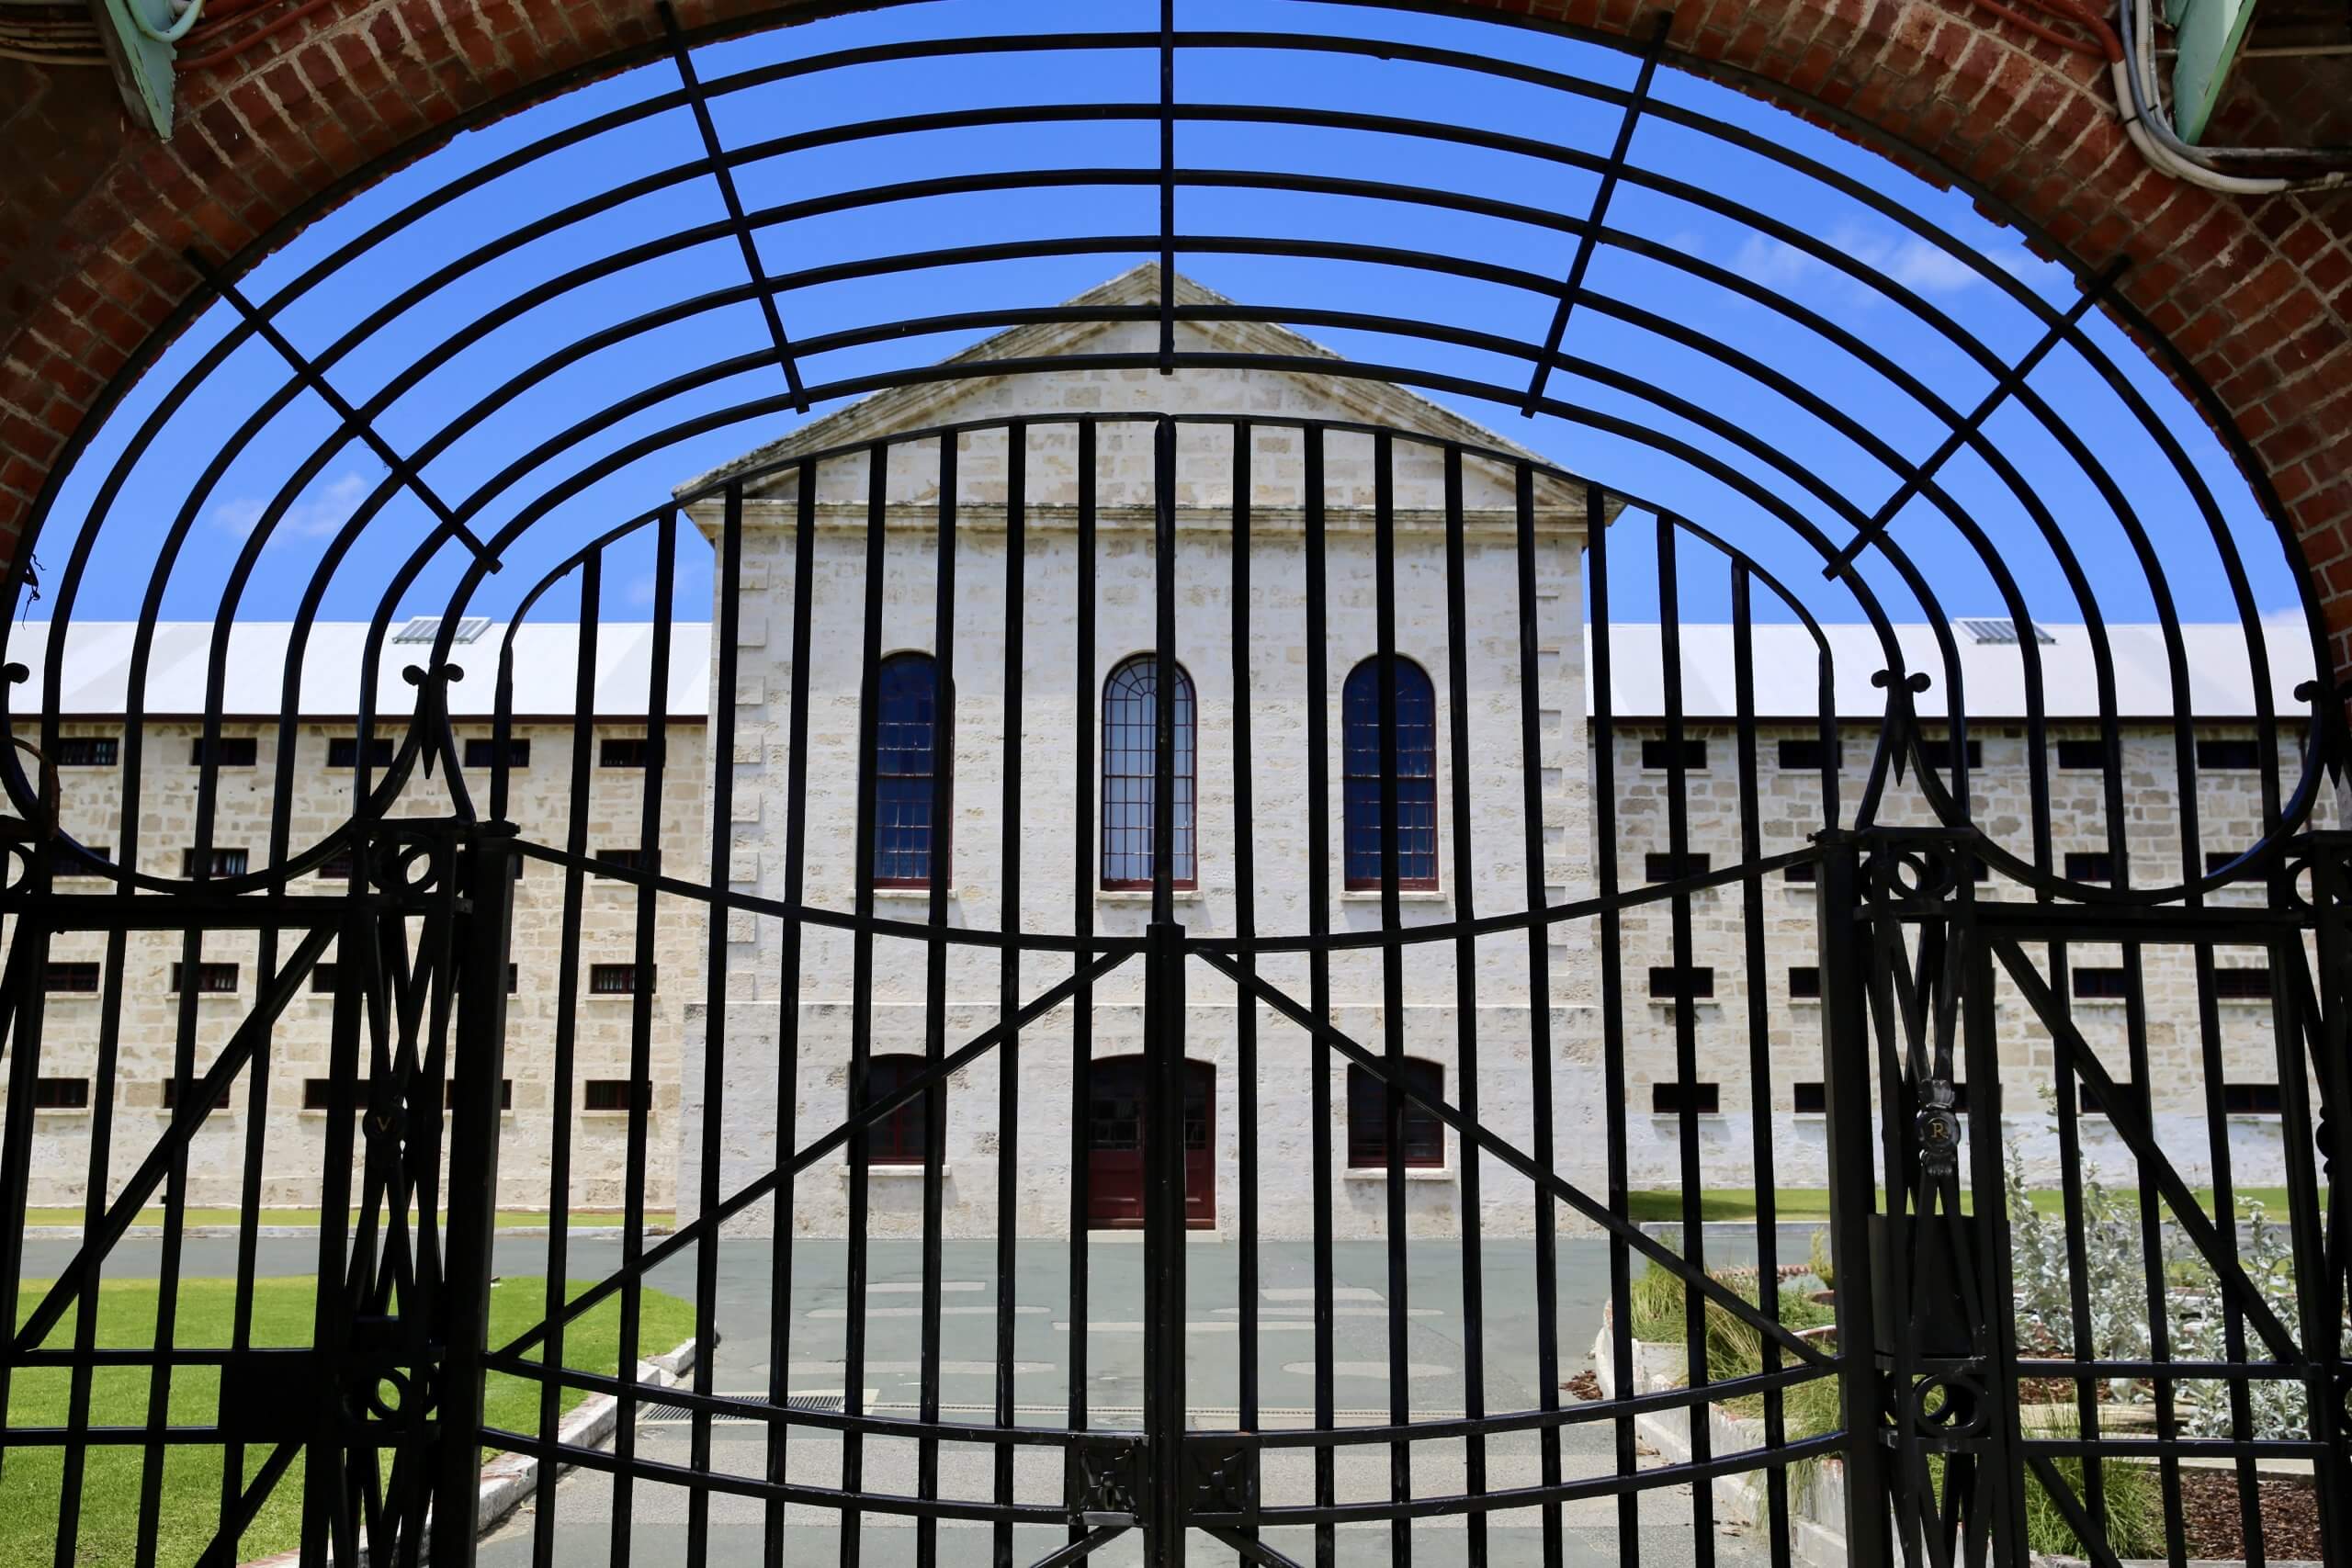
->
[1807,1226,1836,1290]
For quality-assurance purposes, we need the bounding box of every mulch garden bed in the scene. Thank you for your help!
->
[2175,1468,2319,1562]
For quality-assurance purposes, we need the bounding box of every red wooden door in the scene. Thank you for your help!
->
[1087,1057,1213,1229]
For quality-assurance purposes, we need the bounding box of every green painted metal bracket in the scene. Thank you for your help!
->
[88,0,183,139]
[2166,0,2262,145]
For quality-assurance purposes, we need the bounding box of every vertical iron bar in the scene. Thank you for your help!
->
[916,434,958,1568]
[995,425,1027,1568]
[1440,446,1487,1568]
[841,446,891,1568]
[1816,829,1891,1568]
[1957,874,2029,1568]
[1067,421,1099,1541]
[608,507,678,1568]
[688,484,746,1559]
[55,925,124,1568]
[301,902,370,1568]
[764,464,819,1567]
[1512,465,1562,1567]
[1302,426,1337,1568]
[435,824,518,1568]
[1158,0,1177,377]
[1228,419,1262,1567]
[1586,486,1639,1560]
[1143,414,1186,1566]
[1372,431,1412,1568]
[1732,565,1792,1568]
[531,556,602,1568]
[1657,516,1713,1565]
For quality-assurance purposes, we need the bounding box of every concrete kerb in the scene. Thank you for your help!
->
[1591,1307,2323,1568]
[236,1335,701,1568]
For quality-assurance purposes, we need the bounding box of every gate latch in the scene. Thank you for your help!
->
[1068,1434,1143,1526]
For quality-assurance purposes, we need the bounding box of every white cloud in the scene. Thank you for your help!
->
[1730,224,1997,307]
[209,468,379,540]
[627,573,659,607]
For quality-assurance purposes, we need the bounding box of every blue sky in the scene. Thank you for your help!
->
[16,0,2311,642]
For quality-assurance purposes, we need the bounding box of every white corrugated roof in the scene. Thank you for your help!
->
[0,620,2312,722]
[1589,623,2321,719]
[0,622,711,719]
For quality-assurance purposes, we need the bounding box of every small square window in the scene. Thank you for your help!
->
[325,737,395,769]
[162,1078,232,1114]
[1640,739,1707,771]
[1643,852,1711,883]
[1647,965,1714,1000]
[1788,965,1821,999]
[2222,1082,2282,1115]
[447,1078,515,1111]
[507,963,519,995]
[1782,862,1817,885]
[2064,852,2115,883]
[465,738,531,768]
[183,847,250,880]
[2076,1080,2133,1116]
[2195,739,2261,772]
[302,1078,371,1111]
[171,962,240,995]
[584,1078,637,1111]
[600,738,654,768]
[43,961,101,993]
[1776,739,1830,771]
[1652,1081,1720,1115]
[1792,1081,1826,1114]
[589,963,648,996]
[53,737,118,767]
[2072,966,2130,1000]
[2055,739,2108,771]
[2211,966,2272,1000]
[33,1077,90,1110]
[191,737,258,767]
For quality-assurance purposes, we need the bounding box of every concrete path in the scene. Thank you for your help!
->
[19,1231,1803,1566]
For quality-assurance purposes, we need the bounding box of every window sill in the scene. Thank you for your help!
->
[581,1110,651,1121]
[169,993,244,1003]
[1340,890,1447,903]
[1342,1166,1453,1182]
[1645,999,1720,1010]
[1098,889,1204,904]
[840,1162,945,1179]
[873,886,957,902]
[36,1108,94,1119]
[1649,1112,1729,1122]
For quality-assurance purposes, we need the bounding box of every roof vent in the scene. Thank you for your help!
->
[391,616,491,645]
[1958,618,2053,646]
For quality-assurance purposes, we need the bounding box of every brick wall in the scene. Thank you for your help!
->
[1,0,2346,661]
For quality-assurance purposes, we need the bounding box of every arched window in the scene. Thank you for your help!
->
[1347,1059,1444,1169]
[1341,656,1437,890]
[870,652,948,887]
[1102,656,1196,889]
[863,1054,933,1167]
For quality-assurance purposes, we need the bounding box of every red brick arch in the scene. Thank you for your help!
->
[2,0,2346,660]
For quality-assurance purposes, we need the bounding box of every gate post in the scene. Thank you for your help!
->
[1141,916,1188,1565]
[435,822,520,1562]
[1815,829,1891,1568]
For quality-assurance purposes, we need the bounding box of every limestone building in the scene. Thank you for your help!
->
[2,272,2327,1232]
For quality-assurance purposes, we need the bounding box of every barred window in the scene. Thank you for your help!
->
[465,738,531,768]
[191,736,257,767]
[1647,965,1714,1000]
[1652,1081,1721,1115]
[870,653,948,888]
[1101,656,1197,889]
[1644,852,1711,883]
[32,1077,90,1110]
[1776,739,1829,771]
[44,962,100,993]
[1346,1058,1443,1168]
[1792,1082,1826,1114]
[863,1054,933,1167]
[589,963,648,996]
[2195,738,2260,771]
[2055,739,2108,771]
[584,1079,637,1111]
[599,737,654,768]
[1788,965,1821,999]
[1341,656,1438,891]
[183,847,249,880]
[325,737,394,768]
[1640,738,1706,770]
[2211,966,2272,1000]
[53,737,118,767]
[2064,852,2115,883]
[172,962,240,995]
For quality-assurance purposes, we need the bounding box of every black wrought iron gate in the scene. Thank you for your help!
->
[1,4,2347,1567]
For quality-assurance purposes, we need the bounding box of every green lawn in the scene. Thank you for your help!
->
[1624,1187,2296,1224]
[1,1276,696,1568]
[21,1208,660,1230]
